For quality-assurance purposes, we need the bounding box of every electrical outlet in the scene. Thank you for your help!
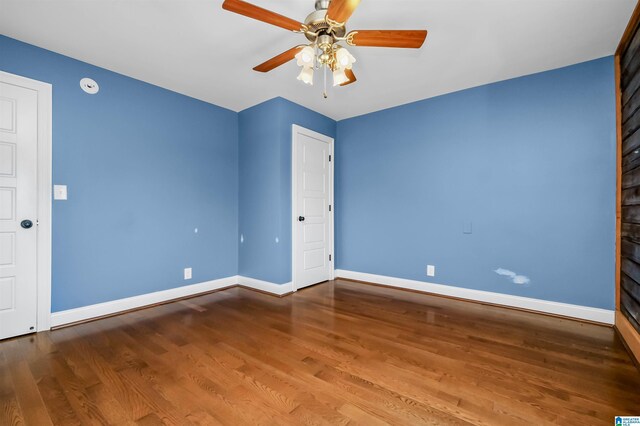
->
[184,267,192,280]
[426,265,435,277]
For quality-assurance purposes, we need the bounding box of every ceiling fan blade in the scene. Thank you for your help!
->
[340,68,357,86]
[347,30,428,48]
[222,0,303,32]
[253,46,304,72]
[326,0,361,25]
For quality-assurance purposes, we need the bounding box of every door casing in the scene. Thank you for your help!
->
[291,124,334,292]
[0,71,52,332]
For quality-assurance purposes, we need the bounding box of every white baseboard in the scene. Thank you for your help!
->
[53,269,605,329]
[335,269,615,325]
[238,276,292,296]
[50,275,293,328]
[50,276,239,327]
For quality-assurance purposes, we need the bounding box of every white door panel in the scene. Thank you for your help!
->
[0,82,38,340]
[293,126,333,290]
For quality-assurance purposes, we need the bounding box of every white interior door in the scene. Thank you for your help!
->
[293,125,333,290]
[0,81,39,340]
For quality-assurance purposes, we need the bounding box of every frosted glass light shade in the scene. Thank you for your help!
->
[333,68,349,86]
[297,66,314,85]
[335,47,356,69]
[295,46,316,67]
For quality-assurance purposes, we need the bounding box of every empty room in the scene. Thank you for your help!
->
[1,0,640,424]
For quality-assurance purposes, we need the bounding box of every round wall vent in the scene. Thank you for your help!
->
[80,78,99,94]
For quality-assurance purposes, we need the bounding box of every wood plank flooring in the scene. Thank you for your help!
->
[1,279,639,425]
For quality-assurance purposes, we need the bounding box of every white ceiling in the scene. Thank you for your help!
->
[0,0,635,120]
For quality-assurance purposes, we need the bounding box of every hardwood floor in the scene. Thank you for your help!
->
[1,279,639,425]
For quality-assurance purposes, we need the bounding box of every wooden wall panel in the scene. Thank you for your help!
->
[622,128,640,155]
[622,239,640,264]
[622,222,640,240]
[622,291,640,328]
[619,58,640,333]
[622,272,640,300]
[618,2,640,362]
[621,21,640,74]
[622,83,640,119]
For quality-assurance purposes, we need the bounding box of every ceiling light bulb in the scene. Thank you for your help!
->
[295,46,316,67]
[333,68,349,86]
[297,66,314,85]
[335,47,356,69]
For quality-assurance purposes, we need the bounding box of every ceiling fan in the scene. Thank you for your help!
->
[221,0,428,97]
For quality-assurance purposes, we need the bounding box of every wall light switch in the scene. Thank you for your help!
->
[184,268,192,280]
[427,265,435,277]
[53,185,67,200]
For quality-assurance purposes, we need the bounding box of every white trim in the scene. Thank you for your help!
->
[0,71,53,332]
[238,276,292,296]
[335,269,615,325]
[50,275,294,326]
[51,276,239,327]
[291,124,335,293]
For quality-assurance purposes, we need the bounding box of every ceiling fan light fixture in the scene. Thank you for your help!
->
[221,0,427,97]
[297,66,314,85]
[335,47,356,69]
[295,45,316,67]
[332,68,349,86]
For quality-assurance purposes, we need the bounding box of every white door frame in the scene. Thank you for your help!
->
[291,124,334,292]
[0,71,52,332]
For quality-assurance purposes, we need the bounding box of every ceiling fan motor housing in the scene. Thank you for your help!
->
[304,2,346,42]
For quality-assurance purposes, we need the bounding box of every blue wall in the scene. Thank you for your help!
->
[0,36,239,312]
[336,57,617,309]
[238,100,282,283]
[239,97,335,284]
[0,33,617,310]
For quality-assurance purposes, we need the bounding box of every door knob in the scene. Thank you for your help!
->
[298,216,305,222]
[21,219,33,229]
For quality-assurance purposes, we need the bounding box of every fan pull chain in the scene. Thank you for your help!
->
[323,64,328,99]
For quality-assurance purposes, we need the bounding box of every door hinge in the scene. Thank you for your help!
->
[329,204,331,212]
[329,254,332,261]
[329,155,332,162]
